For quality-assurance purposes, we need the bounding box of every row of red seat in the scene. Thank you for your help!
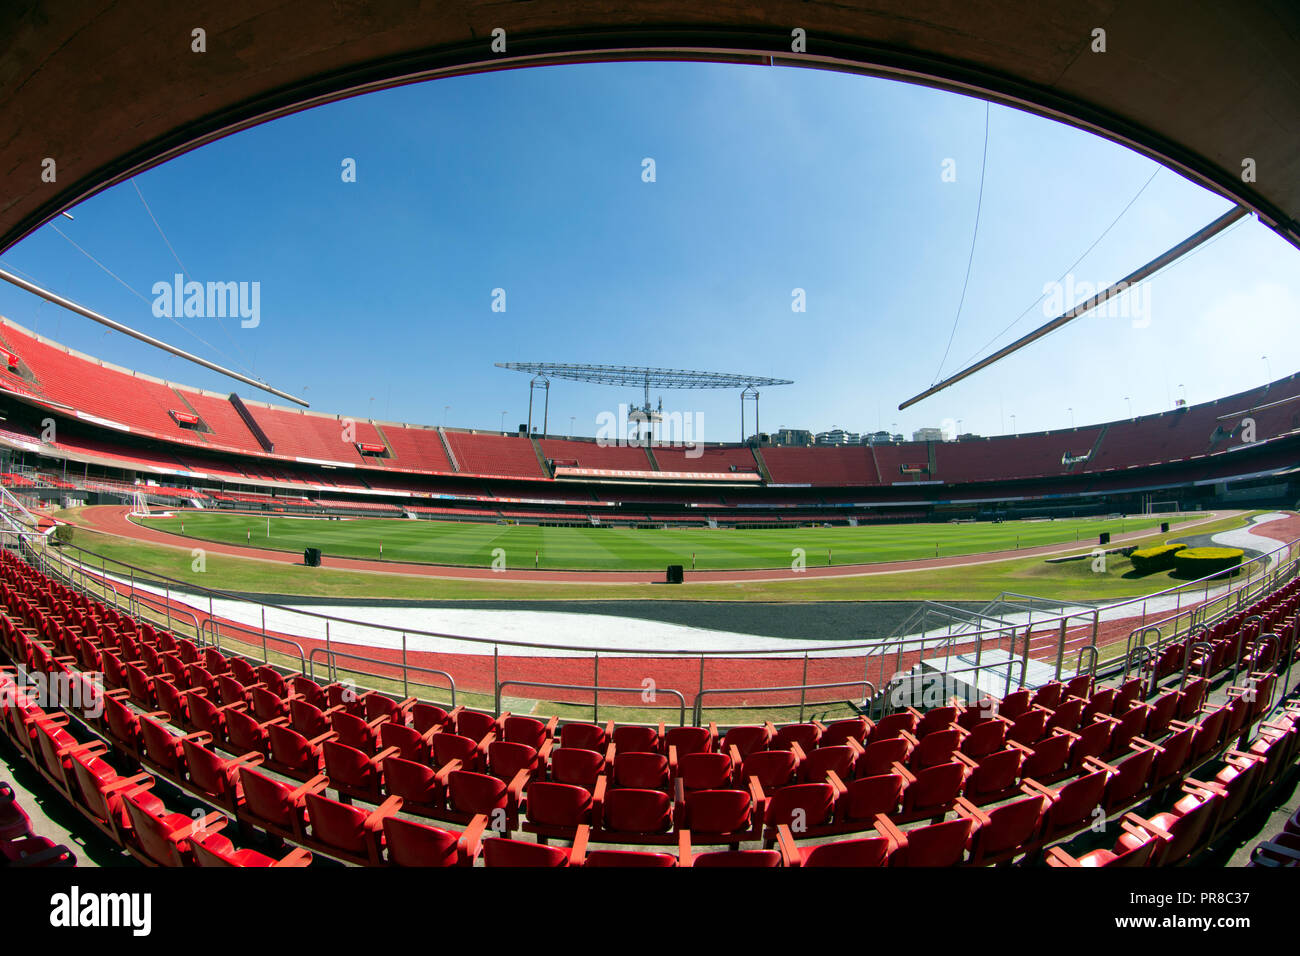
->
[1,546,1297,866]
[0,780,76,866]
[1248,807,1300,866]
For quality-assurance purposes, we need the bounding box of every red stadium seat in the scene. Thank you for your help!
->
[383,814,483,867]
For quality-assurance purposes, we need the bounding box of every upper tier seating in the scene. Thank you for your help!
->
[444,433,544,478]
[2,314,1299,488]
[538,439,652,471]
[652,446,760,474]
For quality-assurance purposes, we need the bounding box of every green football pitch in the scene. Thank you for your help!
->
[137,512,1195,572]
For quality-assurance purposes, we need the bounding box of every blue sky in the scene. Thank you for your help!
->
[1,60,1296,442]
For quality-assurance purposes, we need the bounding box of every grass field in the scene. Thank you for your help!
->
[138,512,1196,572]
[47,510,1258,603]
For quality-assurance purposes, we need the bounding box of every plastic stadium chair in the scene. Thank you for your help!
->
[681,830,781,867]
[795,743,857,784]
[304,791,403,865]
[266,722,333,781]
[771,722,821,753]
[431,730,492,773]
[182,738,263,813]
[597,786,675,844]
[1023,769,1111,844]
[378,721,438,764]
[759,780,843,846]
[1045,826,1157,867]
[480,832,570,867]
[910,705,960,739]
[191,822,314,867]
[874,814,975,867]
[323,740,399,803]
[814,716,868,748]
[521,780,596,842]
[674,783,761,846]
[123,787,224,867]
[383,814,483,867]
[673,751,734,792]
[548,747,607,790]
[957,792,1046,865]
[835,772,905,828]
[381,754,455,817]
[455,708,505,743]
[1011,730,1073,783]
[237,767,327,844]
[721,724,773,759]
[1118,783,1222,865]
[1087,742,1159,814]
[895,760,968,822]
[571,825,678,867]
[953,748,1024,804]
[776,823,895,867]
[611,723,662,754]
[487,740,550,783]
[956,717,1007,760]
[663,724,718,757]
[558,720,613,752]
[855,736,912,778]
[503,714,558,750]
[410,702,461,735]
[443,768,528,831]
[612,751,672,791]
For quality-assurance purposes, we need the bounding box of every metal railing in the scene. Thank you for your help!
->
[4,497,1297,727]
[496,680,687,726]
[692,680,876,726]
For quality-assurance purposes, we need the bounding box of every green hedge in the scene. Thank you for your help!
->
[1129,542,1187,573]
[1173,546,1244,579]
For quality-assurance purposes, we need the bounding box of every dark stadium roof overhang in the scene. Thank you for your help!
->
[2,2,1299,260]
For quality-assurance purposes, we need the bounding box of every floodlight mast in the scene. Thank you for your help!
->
[496,363,793,442]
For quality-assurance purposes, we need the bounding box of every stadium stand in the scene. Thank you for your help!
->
[1,540,1296,868]
[443,432,545,479]
[651,445,761,474]
[380,425,455,474]
[2,317,1298,514]
[539,439,653,471]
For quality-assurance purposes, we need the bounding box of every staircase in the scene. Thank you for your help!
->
[530,437,553,478]
[436,427,459,472]
[751,446,773,482]
[1078,424,1109,472]
[372,423,398,463]
[645,446,661,471]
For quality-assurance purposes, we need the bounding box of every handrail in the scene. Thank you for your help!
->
[693,680,875,726]
[202,616,308,677]
[496,680,686,727]
[1180,641,1215,691]
[1075,643,1099,679]
[1124,644,1154,682]
[4,499,1297,724]
[29,513,1299,658]
[306,647,455,705]
[1124,626,1165,681]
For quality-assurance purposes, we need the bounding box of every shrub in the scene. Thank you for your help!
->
[1129,542,1187,573]
[1173,546,1244,579]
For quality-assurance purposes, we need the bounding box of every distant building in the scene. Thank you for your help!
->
[865,431,893,445]
[815,428,861,446]
[764,428,812,447]
[912,427,944,442]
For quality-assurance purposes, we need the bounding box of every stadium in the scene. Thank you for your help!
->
[1,1,1298,912]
